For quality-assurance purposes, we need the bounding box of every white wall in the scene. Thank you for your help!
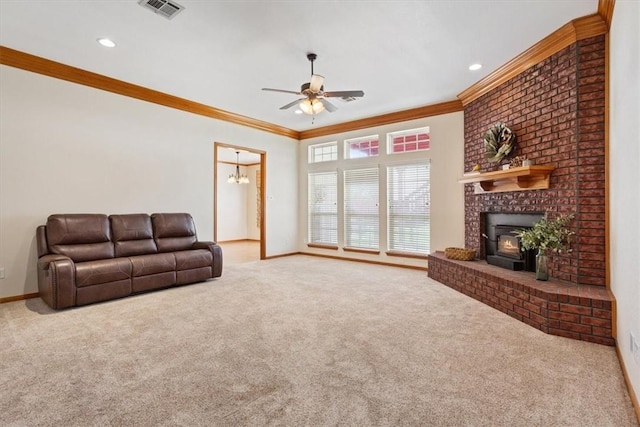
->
[299,112,465,268]
[610,0,640,400]
[216,162,250,241]
[0,65,298,299]
[215,162,261,242]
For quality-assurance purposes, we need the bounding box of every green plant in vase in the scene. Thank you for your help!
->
[514,214,575,280]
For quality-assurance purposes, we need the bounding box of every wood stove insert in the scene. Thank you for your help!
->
[483,212,542,272]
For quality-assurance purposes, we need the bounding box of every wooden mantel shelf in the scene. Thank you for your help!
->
[459,165,555,194]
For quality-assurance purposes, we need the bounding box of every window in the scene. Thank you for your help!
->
[388,127,430,154]
[308,172,338,246]
[309,142,338,163]
[344,168,379,250]
[345,135,379,159]
[387,163,430,255]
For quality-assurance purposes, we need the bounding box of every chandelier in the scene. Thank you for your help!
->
[228,151,249,184]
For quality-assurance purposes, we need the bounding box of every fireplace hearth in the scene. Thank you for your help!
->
[427,252,614,345]
[483,213,542,272]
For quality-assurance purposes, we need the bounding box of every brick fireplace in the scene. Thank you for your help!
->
[428,35,613,345]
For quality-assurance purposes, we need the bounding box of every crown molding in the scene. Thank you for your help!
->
[0,46,300,140]
[0,45,462,143]
[298,100,463,140]
[457,13,608,106]
[598,0,616,30]
[3,4,613,142]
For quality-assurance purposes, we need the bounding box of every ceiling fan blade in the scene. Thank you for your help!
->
[323,90,365,98]
[309,74,324,92]
[319,98,337,112]
[279,98,306,110]
[262,88,302,95]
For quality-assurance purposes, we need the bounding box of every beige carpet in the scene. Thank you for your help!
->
[1,255,637,426]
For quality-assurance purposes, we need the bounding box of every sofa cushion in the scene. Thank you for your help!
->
[76,280,131,306]
[132,272,176,293]
[129,253,176,277]
[151,213,197,252]
[75,258,132,288]
[177,267,212,286]
[110,214,158,257]
[174,249,213,271]
[47,214,114,262]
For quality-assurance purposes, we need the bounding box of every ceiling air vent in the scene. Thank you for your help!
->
[138,0,185,20]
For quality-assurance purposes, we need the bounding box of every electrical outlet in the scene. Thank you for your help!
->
[0,268,5,279]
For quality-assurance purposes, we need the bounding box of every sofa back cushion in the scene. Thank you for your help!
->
[151,213,197,252]
[46,214,114,262]
[110,214,158,257]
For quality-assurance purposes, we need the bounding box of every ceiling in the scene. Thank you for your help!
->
[0,0,598,134]
[218,146,260,165]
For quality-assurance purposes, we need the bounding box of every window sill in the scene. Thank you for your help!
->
[386,251,429,260]
[307,243,339,250]
[344,247,381,255]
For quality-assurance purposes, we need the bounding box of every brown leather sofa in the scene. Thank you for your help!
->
[36,213,223,309]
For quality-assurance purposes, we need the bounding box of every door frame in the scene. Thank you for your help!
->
[214,142,266,260]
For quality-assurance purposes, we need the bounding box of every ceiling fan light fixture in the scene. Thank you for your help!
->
[299,99,312,114]
[299,98,325,115]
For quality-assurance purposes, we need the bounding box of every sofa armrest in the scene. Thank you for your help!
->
[192,241,223,278]
[37,255,76,309]
[37,254,71,270]
[36,225,49,257]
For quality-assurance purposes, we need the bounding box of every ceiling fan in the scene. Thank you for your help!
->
[262,53,364,115]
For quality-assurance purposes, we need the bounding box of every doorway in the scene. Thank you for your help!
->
[214,142,266,263]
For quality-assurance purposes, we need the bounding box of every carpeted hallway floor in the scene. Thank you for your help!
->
[1,255,637,426]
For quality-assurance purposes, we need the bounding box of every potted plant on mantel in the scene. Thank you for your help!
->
[514,214,575,281]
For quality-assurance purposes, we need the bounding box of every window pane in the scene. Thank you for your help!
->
[309,142,338,163]
[345,135,379,159]
[308,172,338,245]
[344,168,379,249]
[387,163,430,254]
[388,127,430,154]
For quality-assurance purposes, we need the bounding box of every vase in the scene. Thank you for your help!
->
[536,251,549,281]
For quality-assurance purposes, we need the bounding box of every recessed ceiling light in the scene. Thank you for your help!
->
[294,109,303,115]
[97,38,116,48]
[469,63,482,71]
